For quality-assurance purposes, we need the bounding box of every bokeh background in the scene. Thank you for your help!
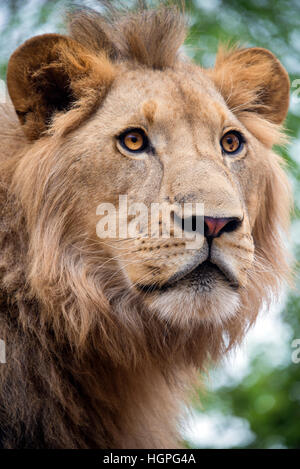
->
[0,0,299,449]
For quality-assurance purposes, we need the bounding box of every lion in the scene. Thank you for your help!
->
[0,2,292,449]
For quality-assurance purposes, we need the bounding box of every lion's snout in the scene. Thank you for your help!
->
[124,210,253,294]
[203,216,242,238]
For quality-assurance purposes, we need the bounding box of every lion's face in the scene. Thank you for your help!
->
[64,64,274,328]
[7,12,291,338]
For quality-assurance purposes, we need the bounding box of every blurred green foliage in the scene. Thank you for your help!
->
[0,0,299,449]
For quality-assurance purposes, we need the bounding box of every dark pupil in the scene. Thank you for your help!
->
[131,136,138,143]
[227,137,233,145]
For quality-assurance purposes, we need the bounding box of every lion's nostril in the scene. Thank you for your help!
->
[204,216,241,238]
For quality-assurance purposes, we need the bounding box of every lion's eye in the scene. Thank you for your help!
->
[118,128,149,153]
[221,131,244,155]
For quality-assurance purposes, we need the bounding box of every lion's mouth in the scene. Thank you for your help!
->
[136,260,239,294]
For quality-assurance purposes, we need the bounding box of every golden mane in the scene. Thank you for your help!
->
[68,1,187,69]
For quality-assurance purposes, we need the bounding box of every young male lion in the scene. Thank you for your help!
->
[0,2,292,449]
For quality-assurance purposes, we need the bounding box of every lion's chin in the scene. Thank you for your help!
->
[139,263,241,328]
[145,283,240,328]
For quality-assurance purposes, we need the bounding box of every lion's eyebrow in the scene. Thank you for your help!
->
[213,101,227,126]
[142,100,157,125]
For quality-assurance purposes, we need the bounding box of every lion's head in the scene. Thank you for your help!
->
[5,4,291,364]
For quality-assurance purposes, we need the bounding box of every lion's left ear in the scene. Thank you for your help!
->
[7,33,115,140]
[209,47,290,125]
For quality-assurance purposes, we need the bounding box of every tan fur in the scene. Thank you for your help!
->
[0,2,292,448]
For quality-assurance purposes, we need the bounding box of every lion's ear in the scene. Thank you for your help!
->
[7,33,115,140]
[210,47,290,125]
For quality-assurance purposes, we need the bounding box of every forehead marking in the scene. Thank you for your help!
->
[142,100,157,125]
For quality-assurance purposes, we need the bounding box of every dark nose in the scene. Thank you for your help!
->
[204,216,241,238]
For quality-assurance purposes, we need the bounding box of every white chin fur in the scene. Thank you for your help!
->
[147,280,240,329]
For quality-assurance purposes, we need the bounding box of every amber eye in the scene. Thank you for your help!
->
[118,128,149,153]
[221,131,244,155]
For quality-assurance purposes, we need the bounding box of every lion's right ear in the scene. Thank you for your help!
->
[7,34,115,140]
[209,47,290,126]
